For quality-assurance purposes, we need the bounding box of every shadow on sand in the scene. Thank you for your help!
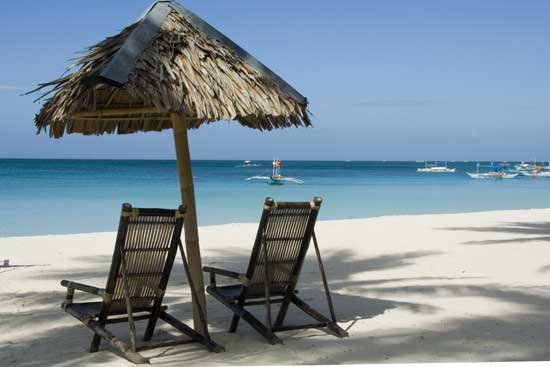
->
[2,243,550,365]
[442,221,550,246]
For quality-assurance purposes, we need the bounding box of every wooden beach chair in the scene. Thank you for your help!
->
[60,204,223,364]
[203,197,348,344]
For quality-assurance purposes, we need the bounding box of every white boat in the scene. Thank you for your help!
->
[515,161,536,171]
[246,159,304,185]
[522,171,550,177]
[417,161,456,173]
[467,163,518,179]
[521,165,550,177]
[238,160,260,167]
[467,172,518,179]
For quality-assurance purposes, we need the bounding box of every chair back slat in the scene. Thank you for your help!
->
[245,198,321,294]
[105,205,185,312]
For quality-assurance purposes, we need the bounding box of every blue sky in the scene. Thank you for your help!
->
[0,0,549,161]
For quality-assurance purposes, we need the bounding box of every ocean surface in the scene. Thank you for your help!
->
[2,159,550,237]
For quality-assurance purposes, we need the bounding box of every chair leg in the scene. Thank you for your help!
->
[229,311,280,344]
[312,232,339,324]
[143,299,163,341]
[143,314,159,342]
[228,290,247,333]
[88,299,110,353]
[208,290,283,345]
[229,314,240,333]
[236,307,282,345]
[89,322,149,364]
[160,311,225,353]
[291,295,349,337]
[274,294,292,327]
[175,242,225,353]
[118,245,138,352]
[261,240,275,338]
[89,333,101,353]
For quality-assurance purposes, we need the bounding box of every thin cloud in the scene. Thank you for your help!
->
[352,99,436,108]
[0,84,25,91]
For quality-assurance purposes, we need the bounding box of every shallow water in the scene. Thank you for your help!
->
[1,159,550,236]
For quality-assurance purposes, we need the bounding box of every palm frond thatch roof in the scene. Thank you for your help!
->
[32,1,310,138]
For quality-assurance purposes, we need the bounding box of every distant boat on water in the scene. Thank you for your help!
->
[467,163,518,179]
[522,170,550,178]
[521,163,550,177]
[417,161,456,173]
[246,159,304,185]
[515,161,536,172]
[237,160,260,168]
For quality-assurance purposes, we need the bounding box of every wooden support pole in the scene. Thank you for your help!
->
[171,113,207,334]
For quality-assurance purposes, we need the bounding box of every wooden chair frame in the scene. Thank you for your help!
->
[61,203,224,364]
[204,197,348,344]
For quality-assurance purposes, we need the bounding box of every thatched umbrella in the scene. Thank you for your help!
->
[30,1,310,330]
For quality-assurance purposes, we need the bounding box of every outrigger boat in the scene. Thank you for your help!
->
[521,165,550,177]
[515,161,536,171]
[246,159,304,185]
[417,161,456,173]
[467,163,518,179]
[270,159,283,184]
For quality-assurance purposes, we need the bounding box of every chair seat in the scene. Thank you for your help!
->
[65,302,166,320]
[207,284,288,302]
[66,302,104,320]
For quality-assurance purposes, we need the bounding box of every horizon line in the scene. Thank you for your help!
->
[0,157,545,163]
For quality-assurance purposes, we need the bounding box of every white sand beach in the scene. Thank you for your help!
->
[2,209,550,366]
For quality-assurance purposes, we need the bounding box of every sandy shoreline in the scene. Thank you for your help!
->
[2,209,550,365]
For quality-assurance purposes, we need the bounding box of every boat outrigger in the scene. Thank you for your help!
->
[417,161,456,173]
[246,159,304,185]
[467,163,518,179]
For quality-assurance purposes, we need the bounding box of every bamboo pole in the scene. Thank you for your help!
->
[171,113,207,334]
[72,106,160,118]
[70,116,171,121]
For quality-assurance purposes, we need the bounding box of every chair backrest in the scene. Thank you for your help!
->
[244,197,322,295]
[104,203,185,312]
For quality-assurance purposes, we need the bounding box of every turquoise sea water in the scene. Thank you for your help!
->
[2,159,550,237]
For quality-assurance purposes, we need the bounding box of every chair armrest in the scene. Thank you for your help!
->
[203,266,250,287]
[202,266,240,279]
[61,280,106,295]
[60,280,110,309]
